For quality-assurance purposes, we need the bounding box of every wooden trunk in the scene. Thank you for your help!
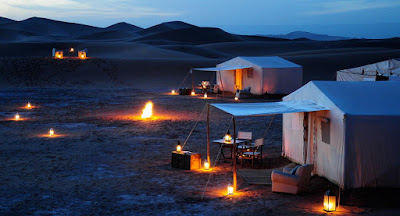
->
[171,151,201,170]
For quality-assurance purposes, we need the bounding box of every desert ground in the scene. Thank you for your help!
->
[1,17,400,215]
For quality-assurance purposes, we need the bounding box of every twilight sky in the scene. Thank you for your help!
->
[1,0,399,38]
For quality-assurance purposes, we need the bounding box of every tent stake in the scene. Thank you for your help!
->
[233,117,237,192]
[207,104,210,165]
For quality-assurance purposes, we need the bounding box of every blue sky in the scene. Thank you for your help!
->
[1,0,399,38]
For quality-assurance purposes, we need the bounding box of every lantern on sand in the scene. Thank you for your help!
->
[176,141,182,152]
[227,183,234,195]
[49,128,54,137]
[27,102,31,108]
[15,112,20,120]
[171,90,175,94]
[191,91,195,96]
[224,130,232,142]
[234,96,238,101]
[204,161,210,170]
[204,92,207,98]
[323,190,337,212]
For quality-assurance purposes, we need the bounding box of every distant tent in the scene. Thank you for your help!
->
[78,48,88,59]
[194,56,303,95]
[282,81,400,189]
[337,59,400,81]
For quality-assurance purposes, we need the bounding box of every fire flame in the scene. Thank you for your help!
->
[141,101,153,119]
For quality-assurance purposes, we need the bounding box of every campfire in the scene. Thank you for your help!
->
[141,101,153,119]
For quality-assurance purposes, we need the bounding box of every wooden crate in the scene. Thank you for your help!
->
[171,151,201,170]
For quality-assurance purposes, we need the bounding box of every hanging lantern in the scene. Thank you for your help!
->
[204,92,207,98]
[176,141,182,152]
[323,190,337,212]
[227,183,234,195]
[49,128,54,137]
[15,112,20,120]
[234,96,238,101]
[70,48,74,52]
[26,102,31,108]
[224,130,232,142]
[191,91,195,96]
[171,90,175,94]
[204,161,210,170]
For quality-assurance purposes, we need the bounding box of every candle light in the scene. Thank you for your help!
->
[49,128,54,137]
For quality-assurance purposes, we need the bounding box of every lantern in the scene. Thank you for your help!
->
[49,128,54,137]
[80,53,85,59]
[204,161,210,170]
[27,102,31,108]
[234,96,238,101]
[15,112,20,120]
[70,48,74,52]
[224,130,232,142]
[176,141,182,152]
[204,92,207,98]
[227,183,234,195]
[191,91,195,96]
[323,190,337,212]
[171,90,175,94]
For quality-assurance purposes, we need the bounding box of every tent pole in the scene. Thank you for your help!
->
[207,104,210,165]
[233,117,237,192]
[191,69,195,92]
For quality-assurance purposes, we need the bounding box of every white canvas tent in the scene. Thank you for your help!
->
[337,59,400,81]
[283,81,400,189]
[194,56,303,95]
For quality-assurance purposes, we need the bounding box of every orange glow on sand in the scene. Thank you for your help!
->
[141,101,153,119]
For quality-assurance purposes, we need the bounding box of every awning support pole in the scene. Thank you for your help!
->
[207,104,210,165]
[191,69,195,92]
[233,117,237,192]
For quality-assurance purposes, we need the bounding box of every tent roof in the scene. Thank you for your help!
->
[237,56,302,68]
[211,101,329,117]
[193,65,252,72]
[338,59,400,76]
[312,81,400,115]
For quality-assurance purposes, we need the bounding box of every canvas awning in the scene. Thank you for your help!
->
[192,65,252,72]
[211,101,329,117]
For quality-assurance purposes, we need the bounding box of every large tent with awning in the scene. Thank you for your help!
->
[194,56,303,95]
[336,58,400,81]
[282,81,400,189]
[207,100,329,192]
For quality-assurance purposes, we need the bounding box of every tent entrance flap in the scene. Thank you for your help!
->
[211,101,329,116]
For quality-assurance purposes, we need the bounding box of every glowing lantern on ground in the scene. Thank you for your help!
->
[224,130,232,142]
[26,102,31,109]
[176,141,182,152]
[204,92,207,98]
[141,101,153,119]
[15,112,20,120]
[78,51,86,59]
[227,183,234,195]
[49,128,54,136]
[323,190,337,212]
[204,161,210,170]
[191,91,195,96]
[234,96,238,101]
[70,48,74,52]
[171,90,175,94]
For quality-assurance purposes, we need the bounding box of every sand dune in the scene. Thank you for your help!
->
[138,21,196,35]
[75,30,139,41]
[159,45,230,58]
[134,27,243,45]
[106,22,143,32]
[0,17,101,37]
[0,17,14,24]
